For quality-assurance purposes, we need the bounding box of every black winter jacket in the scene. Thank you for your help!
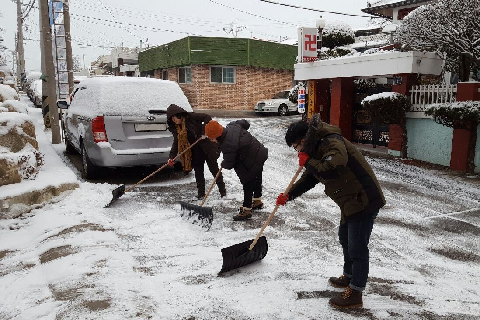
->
[289,114,385,224]
[217,120,268,184]
[167,105,219,165]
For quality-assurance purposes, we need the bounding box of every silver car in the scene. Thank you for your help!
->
[60,77,193,179]
[254,90,298,116]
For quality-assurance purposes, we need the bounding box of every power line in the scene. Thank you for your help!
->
[258,0,376,18]
[208,0,296,26]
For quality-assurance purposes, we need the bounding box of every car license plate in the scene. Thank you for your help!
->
[135,123,167,132]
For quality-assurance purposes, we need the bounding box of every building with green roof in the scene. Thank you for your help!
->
[139,36,297,110]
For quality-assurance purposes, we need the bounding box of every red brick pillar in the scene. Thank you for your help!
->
[388,124,402,156]
[392,73,417,95]
[449,82,480,171]
[389,73,417,156]
[457,82,480,101]
[315,79,330,122]
[450,129,471,171]
[330,77,354,140]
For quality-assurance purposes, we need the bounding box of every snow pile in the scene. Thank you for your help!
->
[25,71,42,82]
[68,77,193,118]
[0,84,19,102]
[0,111,44,184]
[0,100,28,113]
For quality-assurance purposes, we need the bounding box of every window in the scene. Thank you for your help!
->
[178,67,192,84]
[162,69,168,80]
[210,66,235,84]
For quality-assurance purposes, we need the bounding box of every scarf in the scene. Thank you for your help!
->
[176,118,192,172]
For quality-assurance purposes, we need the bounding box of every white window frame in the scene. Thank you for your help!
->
[178,67,192,84]
[210,66,236,84]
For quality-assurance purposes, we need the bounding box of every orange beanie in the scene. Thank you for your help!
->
[205,120,224,139]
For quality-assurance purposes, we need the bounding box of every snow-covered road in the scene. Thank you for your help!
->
[1,115,479,319]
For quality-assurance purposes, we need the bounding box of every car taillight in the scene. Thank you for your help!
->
[92,116,108,142]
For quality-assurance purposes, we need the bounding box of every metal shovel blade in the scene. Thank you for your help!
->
[219,236,268,274]
[179,201,213,229]
[105,184,126,207]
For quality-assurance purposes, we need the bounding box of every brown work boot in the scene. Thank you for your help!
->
[329,287,363,309]
[233,207,252,221]
[329,275,351,288]
[251,197,263,210]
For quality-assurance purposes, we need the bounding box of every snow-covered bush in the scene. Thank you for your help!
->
[322,21,355,50]
[425,101,479,173]
[425,101,480,129]
[362,92,411,157]
[362,92,411,124]
[319,46,357,60]
[0,84,19,102]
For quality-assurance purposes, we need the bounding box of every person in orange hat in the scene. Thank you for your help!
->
[205,119,268,221]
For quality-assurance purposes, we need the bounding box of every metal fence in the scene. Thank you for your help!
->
[410,84,457,112]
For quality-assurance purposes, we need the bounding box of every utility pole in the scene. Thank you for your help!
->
[39,0,61,143]
[63,0,74,95]
[39,0,47,129]
[16,0,26,88]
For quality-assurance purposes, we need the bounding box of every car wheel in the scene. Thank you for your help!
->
[81,143,99,179]
[278,105,289,116]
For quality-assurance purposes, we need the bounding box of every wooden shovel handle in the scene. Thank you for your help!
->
[249,166,303,251]
[124,136,206,193]
[201,167,223,206]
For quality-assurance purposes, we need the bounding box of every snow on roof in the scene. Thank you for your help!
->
[369,0,405,7]
[69,77,193,118]
[0,84,19,102]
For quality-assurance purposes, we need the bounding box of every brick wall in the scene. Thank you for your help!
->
[157,65,294,110]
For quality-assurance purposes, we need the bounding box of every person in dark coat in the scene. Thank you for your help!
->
[277,114,385,309]
[205,119,268,221]
[166,104,226,199]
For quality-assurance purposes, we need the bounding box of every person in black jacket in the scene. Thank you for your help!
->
[205,119,268,221]
[166,104,226,199]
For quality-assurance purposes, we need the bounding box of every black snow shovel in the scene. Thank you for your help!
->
[179,167,223,229]
[219,166,304,274]
[106,136,206,207]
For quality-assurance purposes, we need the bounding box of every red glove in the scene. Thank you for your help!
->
[167,158,175,166]
[276,193,289,206]
[298,152,310,167]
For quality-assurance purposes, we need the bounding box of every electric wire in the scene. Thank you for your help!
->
[258,0,376,18]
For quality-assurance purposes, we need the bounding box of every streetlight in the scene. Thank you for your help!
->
[316,17,326,58]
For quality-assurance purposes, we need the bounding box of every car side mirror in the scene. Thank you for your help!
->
[57,100,69,109]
